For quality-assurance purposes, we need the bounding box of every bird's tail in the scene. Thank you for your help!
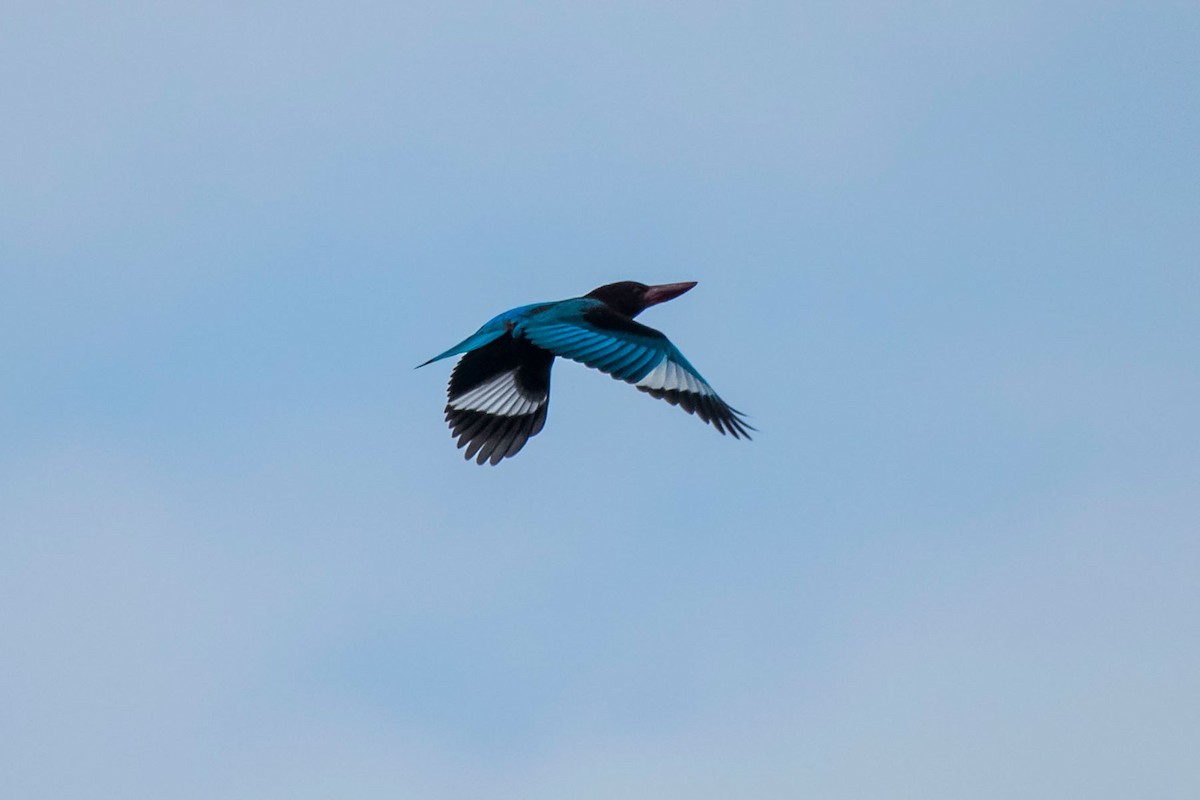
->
[415,328,508,369]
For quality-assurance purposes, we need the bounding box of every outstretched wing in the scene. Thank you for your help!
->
[521,301,753,439]
[445,334,555,465]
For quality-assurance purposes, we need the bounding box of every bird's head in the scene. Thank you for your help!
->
[584,280,697,318]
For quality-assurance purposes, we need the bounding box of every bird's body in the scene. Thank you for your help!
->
[420,281,752,464]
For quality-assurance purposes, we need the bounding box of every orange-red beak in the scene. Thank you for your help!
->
[643,281,697,307]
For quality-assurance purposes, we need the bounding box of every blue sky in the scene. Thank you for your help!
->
[2,2,1198,798]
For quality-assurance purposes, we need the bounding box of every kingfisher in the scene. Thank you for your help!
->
[419,280,753,464]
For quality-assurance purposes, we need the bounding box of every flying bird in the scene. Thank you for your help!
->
[419,281,753,464]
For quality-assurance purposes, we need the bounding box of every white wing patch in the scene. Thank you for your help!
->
[448,369,544,416]
[635,356,714,396]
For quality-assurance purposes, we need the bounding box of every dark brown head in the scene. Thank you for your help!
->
[583,280,697,318]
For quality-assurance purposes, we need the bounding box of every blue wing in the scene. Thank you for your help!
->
[519,299,753,438]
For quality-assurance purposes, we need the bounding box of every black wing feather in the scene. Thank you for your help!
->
[444,335,554,465]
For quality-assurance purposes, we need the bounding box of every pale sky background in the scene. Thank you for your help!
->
[2,3,1198,798]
